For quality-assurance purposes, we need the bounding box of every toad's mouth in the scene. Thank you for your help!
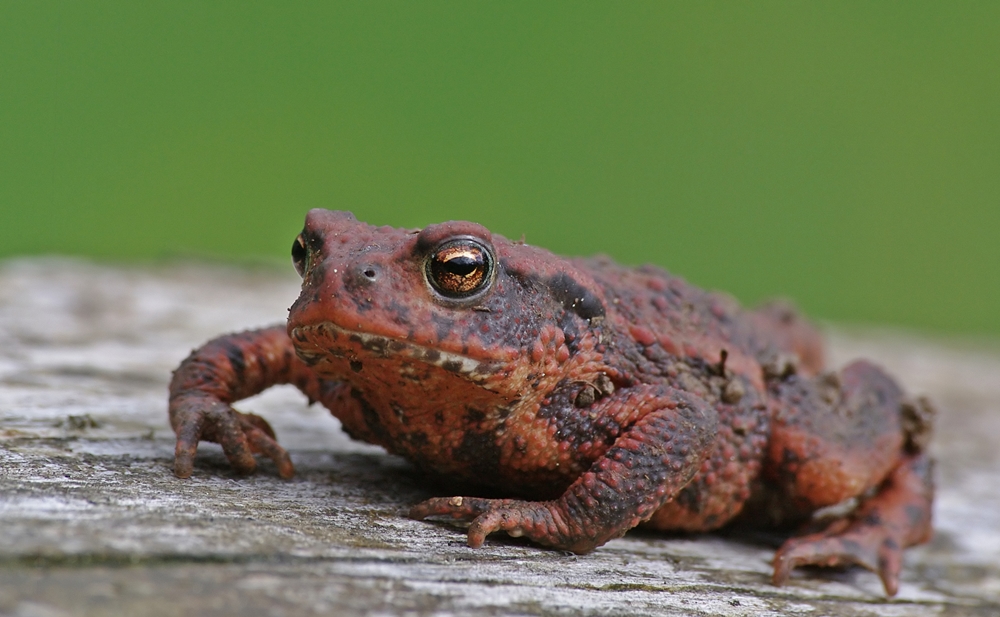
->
[290,321,494,382]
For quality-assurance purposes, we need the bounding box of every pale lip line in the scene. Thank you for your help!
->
[290,321,490,381]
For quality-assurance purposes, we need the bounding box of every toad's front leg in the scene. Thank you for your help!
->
[410,386,718,553]
[170,325,335,479]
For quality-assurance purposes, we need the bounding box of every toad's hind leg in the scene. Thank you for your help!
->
[773,453,932,596]
[765,360,934,596]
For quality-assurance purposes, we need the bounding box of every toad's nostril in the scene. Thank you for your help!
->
[346,263,381,287]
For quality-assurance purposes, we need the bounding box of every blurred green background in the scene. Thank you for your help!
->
[1,2,997,335]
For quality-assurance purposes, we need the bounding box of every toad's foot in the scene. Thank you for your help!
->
[410,497,594,552]
[172,394,294,479]
[772,453,933,596]
[169,326,329,480]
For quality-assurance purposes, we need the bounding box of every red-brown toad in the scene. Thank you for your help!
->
[170,209,934,596]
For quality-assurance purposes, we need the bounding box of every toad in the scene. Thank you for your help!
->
[169,209,934,596]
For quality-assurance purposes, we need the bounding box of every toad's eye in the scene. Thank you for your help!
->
[426,239,494,299]
[292,233,308,277]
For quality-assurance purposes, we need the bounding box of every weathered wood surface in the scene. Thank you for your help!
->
[1,258,998,616]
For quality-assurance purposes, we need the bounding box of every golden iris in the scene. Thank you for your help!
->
[427,240,493,298]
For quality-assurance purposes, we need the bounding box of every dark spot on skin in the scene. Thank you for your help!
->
[466,407,486,423]
[431,314,454,342]
[351,334,389,356]
[223,343,246,383]
[556,311,582,356]
[547,273,605,321]
[349,294,374,314]
[387,299,411,325]
[350,360,363,373]
[442,360,463,373]
[406,431,429,448]
[353,389,391,445]
[365,340,388,356]
[304,262,326,288]
[423,349,441,363]
[673,485,701,513]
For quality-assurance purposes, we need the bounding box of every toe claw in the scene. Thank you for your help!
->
[407,503,430,521]
[243,418,294,479]
[771,554,793,587]
[877,541,903,597]
[173,449,195,479]
[468,510,507,548]
[173,416,202,478]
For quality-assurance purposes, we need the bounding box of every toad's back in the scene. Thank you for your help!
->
[580,257,826,384]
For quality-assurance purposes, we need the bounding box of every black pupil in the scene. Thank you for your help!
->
[444,254,480,276]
